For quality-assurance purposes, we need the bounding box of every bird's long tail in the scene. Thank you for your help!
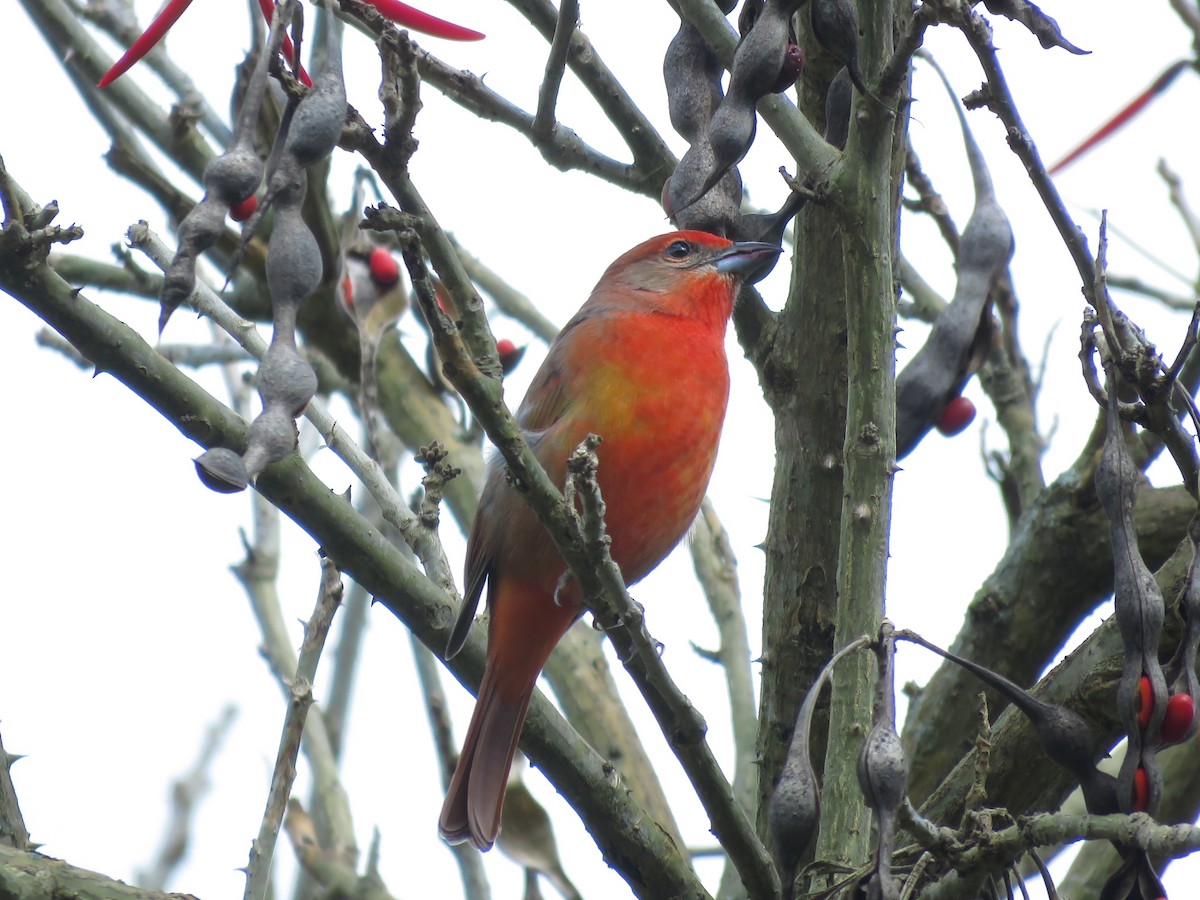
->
[438,661,535,850]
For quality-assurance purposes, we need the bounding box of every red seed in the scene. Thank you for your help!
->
[1131,766,1149,812]
[368,248,400,287]
[1137,675,1154,730]
[229,195,258,222]
[771,44,806,93]
[497,339,526,375]
[935,396,976,436]
[1161,692,1195,744]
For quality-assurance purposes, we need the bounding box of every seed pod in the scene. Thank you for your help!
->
[155,2,292,331]
[981,0,1089,55]
[677,0,806,213]
[1099,849,1168,900]
[902,630,1118,814]
[809,0,868,96]
[282,7,347,168]
[1096,366,1166,816]
[195,447,250,493]
[896,64,1012,458]
[823,66,853,151]
[770,637,868,892]
[857,626,905,900]
[663,11,742,235]
[663,19,724,144]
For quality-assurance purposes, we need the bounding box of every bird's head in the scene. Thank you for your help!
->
[597,231,781,327]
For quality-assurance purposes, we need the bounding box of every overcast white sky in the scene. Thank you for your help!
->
[3,1,1200,898]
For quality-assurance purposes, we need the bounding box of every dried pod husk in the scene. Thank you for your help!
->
[195,447,250,493]
[981,0,1089,55]
[668,142,742,236]
[282,12,347,168]
[663,21,724,143]
[1098,847,1167,900]
[902,631,1119,813]
[159,200,229,333]
[895,72,1013,458]
[1096,372,1167,816]
[732,189,805,280]
[823,66,853,151]
[855,628,905,900]
[857,696,906,816]
[769,637,868,892]
[266,174,321,307]
[679,0,805,211]
[768,753,818,899]
[205,149,263,208]
[242,404,302,481]
[662,11,742,235]
[810,0,868,96]
[258,333,318,418]
[156,2,290,334]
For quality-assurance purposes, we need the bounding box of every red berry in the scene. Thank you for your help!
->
[936,396,976,436]
[229,194,258,222]
[368,247,400,287]
[1160,692,1195,743]
[340,274,354,311]
[1137,675,1153,730]
[496,339,526,375]
[1131,766,1149,812]
[771,43,806,93]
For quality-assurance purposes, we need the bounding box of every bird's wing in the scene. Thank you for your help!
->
[515,312,597,432]
[447,507,493,659]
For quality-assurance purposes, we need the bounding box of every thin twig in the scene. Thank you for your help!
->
[137,705,239,891]
[531,0,578,143]
[243,559,344,900]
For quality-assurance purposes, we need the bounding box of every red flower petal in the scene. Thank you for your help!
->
[98,0,196,88]
[368,0,484,41]
[1049,60,1189,175]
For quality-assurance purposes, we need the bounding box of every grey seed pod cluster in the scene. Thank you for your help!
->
[664,3,834,261]
[157,1,295,333]
[663,9,743,236]
[196,1,346,493]
[809,0,868,98]
[1096,371,1166,822]
[669,0,811,224]
[895,75,1013,459]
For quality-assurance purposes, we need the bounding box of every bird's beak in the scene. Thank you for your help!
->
[713,241,783,284]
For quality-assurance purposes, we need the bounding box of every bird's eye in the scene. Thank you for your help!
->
[664,240,692,261]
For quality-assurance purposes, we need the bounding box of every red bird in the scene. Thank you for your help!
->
[439,231,779,850]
